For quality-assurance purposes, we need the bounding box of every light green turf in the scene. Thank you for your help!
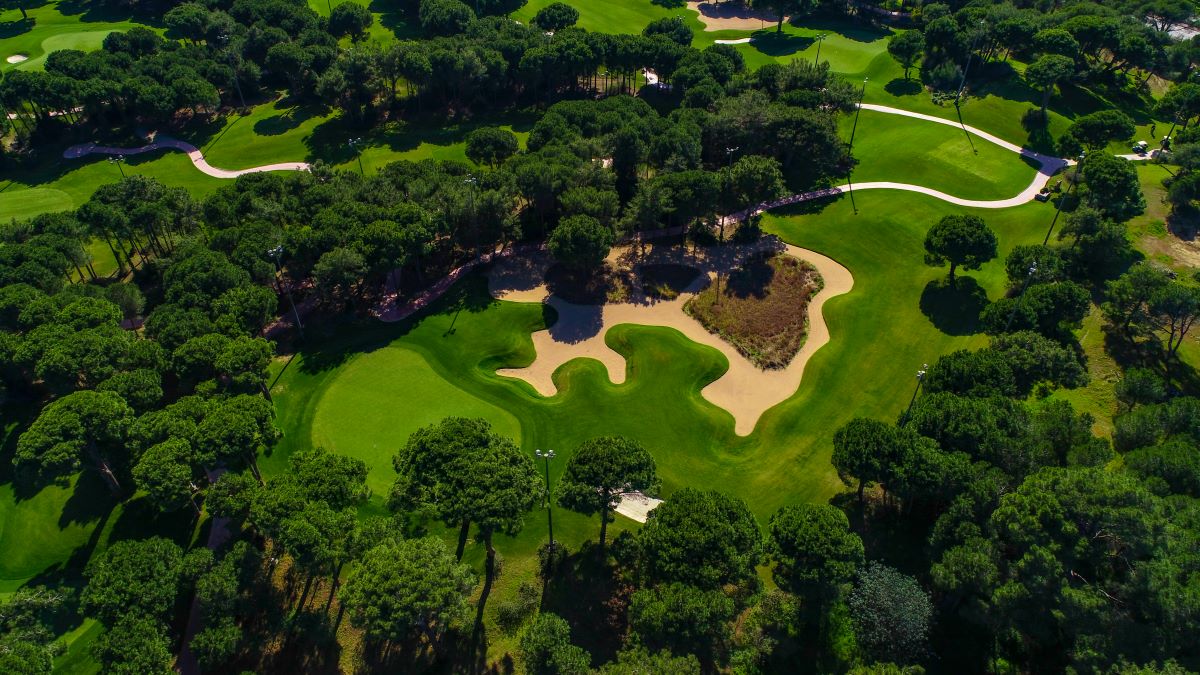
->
[266,187,1070,661]
[514,0,704,36]
[191,96,531,173]
[0,150,224,220]
[845,107,1039,200]
[310,347,523,496]
[0,1,161,73]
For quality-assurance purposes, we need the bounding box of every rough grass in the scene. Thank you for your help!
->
[685,253,822,369]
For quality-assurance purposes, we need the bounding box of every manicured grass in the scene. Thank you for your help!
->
[0,149,224,220]
[309,347,523,496]
[844,107,1040,199]
[0,1,161,73]
[711,17,894,74]
[190,97,531,173]
[514,0,704,36]
[267,187,1064,663]
[306,0,420,41]
[685,253,820,369]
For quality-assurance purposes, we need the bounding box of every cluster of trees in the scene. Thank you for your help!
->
[827,340,1200,670]
[882,0,1200,110]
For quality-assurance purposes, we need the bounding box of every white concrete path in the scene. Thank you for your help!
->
[63,137,310,178]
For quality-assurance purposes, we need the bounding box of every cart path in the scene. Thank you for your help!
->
[61,103,1151,211]
[63,137,310,178]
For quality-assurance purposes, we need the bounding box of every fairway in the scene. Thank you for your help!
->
[844,108,1040,200]
[0,1,160,73]
[265,187,1061,661]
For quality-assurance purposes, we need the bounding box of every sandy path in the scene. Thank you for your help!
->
[63,137,310,178]
[490,238,853,436]
[687,1,780,31]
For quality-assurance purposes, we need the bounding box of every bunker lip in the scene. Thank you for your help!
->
[489,237,854,436]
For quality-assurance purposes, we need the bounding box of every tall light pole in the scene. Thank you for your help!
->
[269,245,305,340]
[846,78,867,215]
[723,145,739,241]
[814,33,827,64]
[109,155,126,178]
[220,34,247,111]
[535,449,556,551]
[348,137,364,176]
[464,174,479,257]
[1043,152,1085,245]
[902,363,928,425]
[955,20,986,108]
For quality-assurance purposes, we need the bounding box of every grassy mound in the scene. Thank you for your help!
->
[685,254,823,369]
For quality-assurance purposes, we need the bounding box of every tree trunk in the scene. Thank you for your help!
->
[948,262,957,283]
[483,531,496,581]
[455,519,471,560]
[777,14,784,32]
[857,479,865,503]
[599,503,609,549]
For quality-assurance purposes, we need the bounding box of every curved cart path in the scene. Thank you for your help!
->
[488,237,854,437]
[63,137,310,178]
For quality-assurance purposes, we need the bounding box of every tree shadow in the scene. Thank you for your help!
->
[802,14,891,42]
[56,472,118,527]
[0,18,35,39]
[253,105,320,137]
[544,301,604,344]
[918,276,987,336]
[724,254,775,300]
[884,77,922,97]
[749,31,812,57]
[540,542,629,665]
[368,0,420,39]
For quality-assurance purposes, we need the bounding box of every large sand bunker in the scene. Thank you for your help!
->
[489,237,853,436]
[5,54,28,64]
[687,1,782,31]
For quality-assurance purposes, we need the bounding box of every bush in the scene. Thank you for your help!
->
[496,582,541,633]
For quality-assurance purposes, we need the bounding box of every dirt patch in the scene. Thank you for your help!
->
[687,1,782,31]
[685,254,822,370]
[5,54,28,64]
[641,264,702,300]
[545,262,635,305]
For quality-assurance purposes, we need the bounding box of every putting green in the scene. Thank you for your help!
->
[0,186,74,220]
[310,346,523,496]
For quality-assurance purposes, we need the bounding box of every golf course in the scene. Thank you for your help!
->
[2,0,1200,671]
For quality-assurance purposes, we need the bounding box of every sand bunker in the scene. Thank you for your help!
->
[490,237,854,436]
[5,54,28,64]
[688,1,782,31]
